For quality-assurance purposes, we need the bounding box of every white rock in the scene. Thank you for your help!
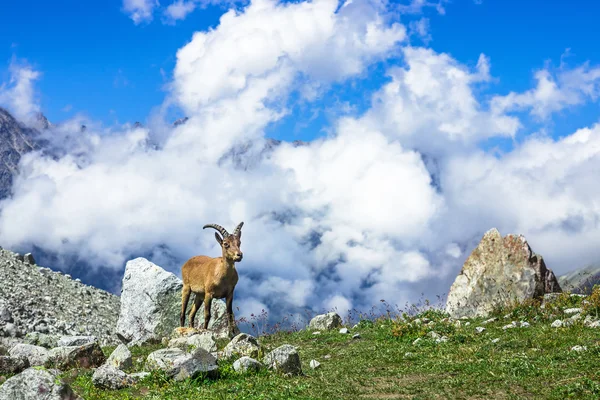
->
[339,328,349,334]
[571,345,587,352]
[475,327,486,334]
[309,313,343,331]
[491,338,500,344]
[263,344,302,375]
[564,308,582,315]
[233,356,263,374]
[551,319,563,328]
[309,359,321,369]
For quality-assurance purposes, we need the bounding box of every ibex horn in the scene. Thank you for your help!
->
[203,223,230,238]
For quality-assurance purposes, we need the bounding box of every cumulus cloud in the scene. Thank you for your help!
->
[122,0,160,24]
[163,0,198,22]
[0,58,41,121]
[491,63,600,119]
[3,0,600,325]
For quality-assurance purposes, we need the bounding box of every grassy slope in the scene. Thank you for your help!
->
[31,293,600,399]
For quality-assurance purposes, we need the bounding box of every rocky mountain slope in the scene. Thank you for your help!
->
[558,264,600,294]
[0,248,120,345]
[0,108,40,199]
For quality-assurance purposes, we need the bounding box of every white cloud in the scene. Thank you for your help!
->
[491,64,600,119]
[122,0,160,24]
[163,0,198,23]
[0,59,41,122]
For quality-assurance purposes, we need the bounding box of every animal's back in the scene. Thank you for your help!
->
[181,255,217,285]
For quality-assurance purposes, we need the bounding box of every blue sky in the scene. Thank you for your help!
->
[2,0,599,142]
[1,0,600,316]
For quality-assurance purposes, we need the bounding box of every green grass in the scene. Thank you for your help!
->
[5,290,600,399]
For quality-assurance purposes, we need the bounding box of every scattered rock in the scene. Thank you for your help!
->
[222,333,262,359]
[8,343,49,366]
[551,320,564,328]
[263,345,302,375]
[339,328,349,334]
[309,359,321,369]
[445,228,561,318]
[491,338,500,344]
[404,352,415,359]
[564,308,582,315]
[45,342,106,370]
[475,327,486,334]
[571,345,587,352]
[23,253,35,265]
[233,356,264,374]
[146,347,218,381]
[106,344,132,370]
[412,338,422,345]
[435,336,449,344]
[312,331,321,335]
[352,334,361,340]
[0,355,29,374]
[92,364,135,390]
[0,367,80,399]
[0,308,12,323]
[323,354,331,359]
[427,331,441,339]
[169,331,217,355]
[502,322,518,330]
[23,332,59,349]
[483,317,498,325]
[309,313,343,331]
[58,335,98,347]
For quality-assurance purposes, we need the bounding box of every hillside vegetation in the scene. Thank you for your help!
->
[32,289,600,400]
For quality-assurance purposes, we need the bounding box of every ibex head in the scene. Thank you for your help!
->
[203,222,244,262]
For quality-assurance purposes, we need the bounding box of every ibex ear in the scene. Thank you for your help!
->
[215,232,223,245]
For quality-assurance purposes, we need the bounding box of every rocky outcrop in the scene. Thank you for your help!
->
[0,248,120,345]
[0,108,40,199]
[445,228,561,318]
[558,264,600,294]
[115,258,183,345]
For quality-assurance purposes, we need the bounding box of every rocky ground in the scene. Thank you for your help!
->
[0,248,120,346]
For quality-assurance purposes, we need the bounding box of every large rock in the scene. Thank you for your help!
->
[92,364,135,390]
[309,312,343,331]
[106,344,132,370]
[222,333,262,359]
[168,331,217,354]
[8,343,49,367]
[445,228,562,318]
[263,344,302,375]
[45,342,106,370]
[0,367,81,400]
[146,347,218,381]
[116,258,183,345]
[0,355,29,374]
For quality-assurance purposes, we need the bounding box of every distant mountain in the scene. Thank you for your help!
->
[0,108,42,199]
[558,264,600,294]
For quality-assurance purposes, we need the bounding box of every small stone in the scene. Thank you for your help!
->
[309,359,321,369]
[339,328,349,334]
[551,320,563,328]
[519,321,530,328]
[352,334,361,339]
[502,321,518,330]
[323,354,331,359]
[475,327,486,334]
[312,331,321,335]
[0,308,13,323]
[491,338,500,344]
[564,308,582,315]
[404,352,415,359]
[435,336,449,344]
[464,322,471,326]
[92,364,135,390]
[427,331,441,339]
[571,345,587,352]
[483,317,497,325]
[106,344,132,370]
[412,338,422,345]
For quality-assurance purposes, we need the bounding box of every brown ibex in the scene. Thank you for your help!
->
[180,222,244,337]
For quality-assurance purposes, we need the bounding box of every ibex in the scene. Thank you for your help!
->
[180,222,244,337]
